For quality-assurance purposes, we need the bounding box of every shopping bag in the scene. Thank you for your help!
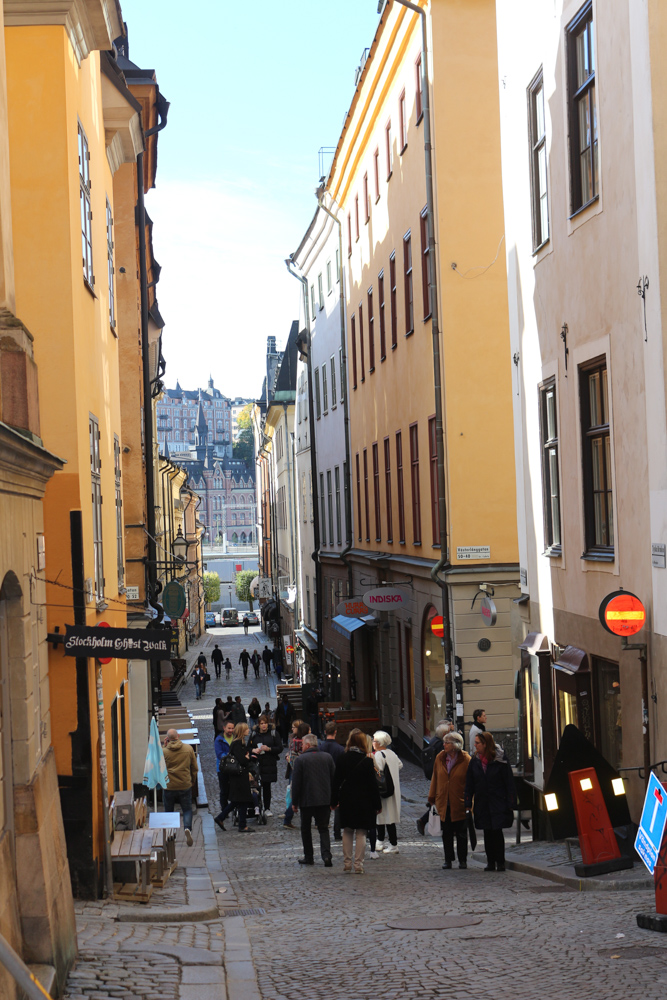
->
[427,805,441,836]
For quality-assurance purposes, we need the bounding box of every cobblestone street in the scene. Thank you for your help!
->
[61,625,667,1000]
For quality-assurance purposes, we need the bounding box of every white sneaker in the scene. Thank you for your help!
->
[376,842,385,852]
[184,828,193,846]
[384,844,399,854]
[369,851,379,859]
[264,810,273,817]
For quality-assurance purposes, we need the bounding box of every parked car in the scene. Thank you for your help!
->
[204,612,216,628]
[245,611,259,625]
[221,608,239,627]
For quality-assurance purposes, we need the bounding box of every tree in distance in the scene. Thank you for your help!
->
[235,569,256,611]
[203,571,221,608]
[232,404,254,463]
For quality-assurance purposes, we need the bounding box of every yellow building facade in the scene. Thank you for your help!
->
[5,3,143,896]
[326,0,519,751]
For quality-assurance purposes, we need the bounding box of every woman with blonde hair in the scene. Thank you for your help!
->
[331,728,381,874]
[214,723,258,833]
[371,731,403,854]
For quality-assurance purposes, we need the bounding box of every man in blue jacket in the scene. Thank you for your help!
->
[214,720,235,812]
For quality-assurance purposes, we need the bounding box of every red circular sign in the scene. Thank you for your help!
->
[430,615,444,638]
[97,620,112,664]
[599,591,646,637]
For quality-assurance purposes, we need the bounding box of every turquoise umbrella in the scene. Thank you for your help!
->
[143,716,169,810]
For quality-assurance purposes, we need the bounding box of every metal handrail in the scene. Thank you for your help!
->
[0,932,53,999]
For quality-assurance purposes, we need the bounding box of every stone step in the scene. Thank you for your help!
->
[28,964,56,997]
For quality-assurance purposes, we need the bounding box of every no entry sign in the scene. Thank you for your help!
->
[599,590,646,637]
[430,616,444,638]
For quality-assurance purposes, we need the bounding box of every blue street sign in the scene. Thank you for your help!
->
[635,771,667,874]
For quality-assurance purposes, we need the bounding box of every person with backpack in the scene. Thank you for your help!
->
[214,723,258,833]
[370,731,403,855]
[416,721,455,835]
[214,719,235,814]
[211,644,224,679]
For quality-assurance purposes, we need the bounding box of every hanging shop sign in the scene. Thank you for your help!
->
[362,587,408,609]
[599,590,647,637]
[336,596,371,618]
[64,625,170,660]
[480,596,497,626]
[162,580,187,619]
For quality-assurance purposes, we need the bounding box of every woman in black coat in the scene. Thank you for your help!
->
[214,724,257,833]
[331,728,382,874]
[249,715,282,815]
[464,732,516,871]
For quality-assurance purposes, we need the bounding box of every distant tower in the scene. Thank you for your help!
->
[266,336,282,403]
[194,400,208,461]
[208,374,214,391]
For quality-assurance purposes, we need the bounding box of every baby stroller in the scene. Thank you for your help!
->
[248,762,267,826]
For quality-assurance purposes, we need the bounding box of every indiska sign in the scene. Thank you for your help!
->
[362,588,408,609]
[64,625,170,660]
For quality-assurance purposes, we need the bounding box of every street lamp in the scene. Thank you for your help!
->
[172,526,188,565]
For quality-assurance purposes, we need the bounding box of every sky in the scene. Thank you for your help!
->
[120,0,382,399]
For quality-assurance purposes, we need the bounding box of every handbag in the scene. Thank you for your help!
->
[466,811,477,850]
[375,752,395,799]
[204,672,211,681]
[427,805,442,836]
[219,753,242,776]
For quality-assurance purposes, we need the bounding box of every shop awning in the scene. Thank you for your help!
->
[553,645,588,674]
[295,628,317,653]
[518,632,549,656]
[331,615,367,639]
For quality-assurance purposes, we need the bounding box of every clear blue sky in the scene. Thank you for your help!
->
[121,0,381,398]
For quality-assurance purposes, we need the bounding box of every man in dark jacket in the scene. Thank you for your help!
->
[262,645,273,675]
[319,722,344,840]
[306,688,322,736]
[276,693,295,744]
[211,644,223,679]
[239,648,250,679]
[291,734,335,867]
[231,697,246,725]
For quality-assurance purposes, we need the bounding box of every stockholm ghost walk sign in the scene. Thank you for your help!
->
[64,624,170,660]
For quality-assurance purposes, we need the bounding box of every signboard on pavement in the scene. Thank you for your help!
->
[635,771,667,874]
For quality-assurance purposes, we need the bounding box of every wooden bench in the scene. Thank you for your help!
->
[110,829,154,902]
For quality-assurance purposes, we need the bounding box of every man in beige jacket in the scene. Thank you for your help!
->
[162,729,198,845]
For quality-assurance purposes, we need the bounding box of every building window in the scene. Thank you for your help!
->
[356,454,362,541]
[420,207,431,319]
[335,465,342,545]
[363,172,370,223]
[327,470,334,546]
[540,380,561,551]
[390,252,397,349]
[311,284,316,320]
[367,288,375,371]
[351,315,358,389]
[399,89,407,151]
[314,367,321,418]
[355,194,360,241]
[415,53,423,122]
[79,123,94,288]
[359,303,366,382]
[384,437,393,543]
[89,414,104,600]
[377,271,387,361]
[567,3,597,213]
[372,442,381,541]
[339,347,345,403]
[318,272,324,310]
[330,356,337,407]
[114,434,124,589]
[363,448,370,542]
[385,119,393,178]
[322,363,328,414]
[373,147,380,201]
[396,430,406,544]
[106,198,115,329]
[327,259,332,294]
[410,422,421,544]
[580,359,613,554]
[428,416,440,546]
[347,213,352,256]
[528,68,549,249]
[320,473,327,547]
[404,232,414,335]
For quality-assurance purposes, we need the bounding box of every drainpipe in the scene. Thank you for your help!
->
[283,405,300,654]
[393,0,454,720]
[285,258,324,682]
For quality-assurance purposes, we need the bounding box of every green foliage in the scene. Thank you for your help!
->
[235,569,256,610]
[232,404,254,463]
[203,571,221,607]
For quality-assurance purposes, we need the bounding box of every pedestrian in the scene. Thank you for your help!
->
[224,657,232,680]
[276,693,295,745]
[464,731,516,872]
[332,728,382,874]
[428,731,471,869]
[284,720,309,828]
[239,648,250,679]
[251,650,261,679]
[263,701,274,726]
[231,696,246,726]
[196,651,209,694]
[223,695,234,719]
[162,729,198,846]
[211,644,223,680]
[468,708,487,754]
[243,615,249,635]
[214,719,235,815]
[213,723,257,833]
[262,645,273,676]
[249,715,282,816]
[319,722,344,840]
[290,733,335,867]
[371,731,403,855]
[306,686,321,737]
[247,697,262,731]
[192,662,206,700]
[274,652,283,682]
[213,697,227,737]
[417,721,456,835]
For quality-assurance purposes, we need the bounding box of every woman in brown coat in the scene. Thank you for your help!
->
[428,731,471,869]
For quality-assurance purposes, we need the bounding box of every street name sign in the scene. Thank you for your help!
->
[635,772,667,875]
